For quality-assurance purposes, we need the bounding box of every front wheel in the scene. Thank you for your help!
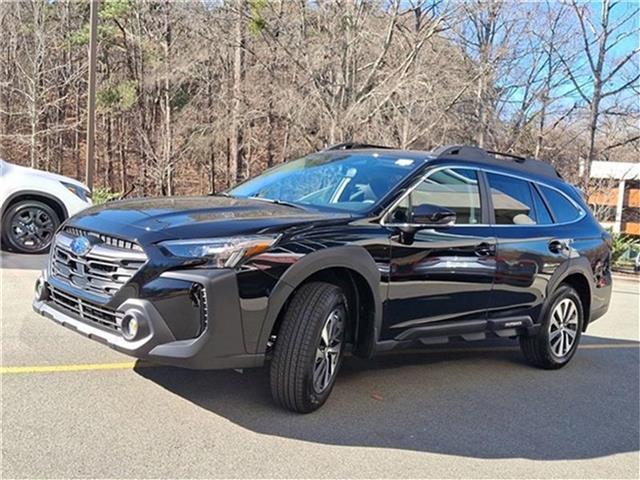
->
[520,285,584,369]
[2,200,60,254]
[270,282,347,413]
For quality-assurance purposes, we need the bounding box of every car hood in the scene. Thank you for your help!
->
[66,196,352,242]
[3,160,89,190]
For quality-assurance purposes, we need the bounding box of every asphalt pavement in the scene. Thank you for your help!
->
[1,250,638,478]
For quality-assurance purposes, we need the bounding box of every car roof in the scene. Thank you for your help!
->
[322,144,563,184]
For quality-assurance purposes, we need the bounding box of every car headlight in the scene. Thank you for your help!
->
[159,235,279,267]
[61,181,91,202]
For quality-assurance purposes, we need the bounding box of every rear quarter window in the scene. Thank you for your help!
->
[539,185,582,223]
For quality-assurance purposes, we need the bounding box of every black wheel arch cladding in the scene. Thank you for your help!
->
[255,245,383,356]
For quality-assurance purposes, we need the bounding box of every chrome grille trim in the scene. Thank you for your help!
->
[51,231,147,297]
[48,285,123,331]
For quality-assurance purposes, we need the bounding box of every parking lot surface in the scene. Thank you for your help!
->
[1,251,639,478]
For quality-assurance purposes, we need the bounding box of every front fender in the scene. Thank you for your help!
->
[254,245,383,355]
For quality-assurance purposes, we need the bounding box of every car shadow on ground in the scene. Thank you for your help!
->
[135,335,639,461]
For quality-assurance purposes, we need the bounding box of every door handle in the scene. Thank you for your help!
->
[549,239,569,254]
[475,242,495,256]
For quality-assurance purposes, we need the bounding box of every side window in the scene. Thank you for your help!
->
[396,168,482,224]
[487,173,537,225]
[390,196,410,224]
[531,184,553,225]
[539,185,581,223]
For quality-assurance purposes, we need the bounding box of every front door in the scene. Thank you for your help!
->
[383,166,496,341]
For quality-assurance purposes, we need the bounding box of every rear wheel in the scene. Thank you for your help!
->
[270,282,347,413]
[2,200,60,254]
[520,285,584,369]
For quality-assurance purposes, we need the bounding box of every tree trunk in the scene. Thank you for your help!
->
[229,0,247,186]
[163,4,173,196]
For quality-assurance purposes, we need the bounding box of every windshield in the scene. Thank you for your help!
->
[229,152,421,212]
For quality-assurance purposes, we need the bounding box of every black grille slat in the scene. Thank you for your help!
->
[48,285,123,331]
[63,227,143,252]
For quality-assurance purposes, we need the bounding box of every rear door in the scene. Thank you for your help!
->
[485,171,572,323]
[383,166,496,341]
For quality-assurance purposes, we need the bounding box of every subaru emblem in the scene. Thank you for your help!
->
[70,236,91,256]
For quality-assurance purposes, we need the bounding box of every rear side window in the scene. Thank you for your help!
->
[486,173,536,225]
[539,185,581,223]
[531,185,553,225]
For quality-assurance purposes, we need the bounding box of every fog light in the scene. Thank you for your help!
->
[34,278,48,301]
[121,314,140,340]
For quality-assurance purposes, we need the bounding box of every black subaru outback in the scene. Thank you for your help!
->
[33,144,612,412]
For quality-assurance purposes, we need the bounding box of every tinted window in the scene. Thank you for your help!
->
[392,168,482,224]
[487,173,536,225]
[540,185,581,223]
[531,185,553,225]
[229,153,419,212]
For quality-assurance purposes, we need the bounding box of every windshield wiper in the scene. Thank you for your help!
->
[249,196,305,210]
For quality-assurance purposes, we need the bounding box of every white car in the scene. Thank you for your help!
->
[0,160,92,254]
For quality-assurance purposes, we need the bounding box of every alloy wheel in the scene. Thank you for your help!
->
[548,298,579,358]
[313,307,345,393]
[9,207,55,252]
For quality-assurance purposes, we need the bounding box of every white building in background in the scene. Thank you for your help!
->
[589,161,640,235]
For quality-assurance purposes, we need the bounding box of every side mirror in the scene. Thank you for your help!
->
[412,203,456,226]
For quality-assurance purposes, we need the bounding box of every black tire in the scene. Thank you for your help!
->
[270,282,348,413]
[1,200,60,254]
[520,284,584,369]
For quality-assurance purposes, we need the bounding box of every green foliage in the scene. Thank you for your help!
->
[99,0,133,21]
[69,0,131,46]
[609,230,640,266]
[249,0,268,35]
[97,80,138,111]
[91,187,121,205]
[98,23,119,41]
[69,25,90,46]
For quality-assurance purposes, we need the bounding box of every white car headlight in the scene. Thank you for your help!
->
[159,235,279,267]
[60,181,91,202]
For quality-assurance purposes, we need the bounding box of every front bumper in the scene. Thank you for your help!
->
[33,269,264,370]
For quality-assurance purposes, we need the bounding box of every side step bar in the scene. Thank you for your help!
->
[374,316,536,353]
[395,316,533,342]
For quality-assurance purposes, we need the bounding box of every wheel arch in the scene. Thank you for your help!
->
[257,245,382,358]
[561,273,591,331]
[547,258,593,331]
[2,190,68,223]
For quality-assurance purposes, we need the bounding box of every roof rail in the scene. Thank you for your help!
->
[432,144,560,179]
[322,142,392,151]
[487,150,527,163]
[431,145,490,162]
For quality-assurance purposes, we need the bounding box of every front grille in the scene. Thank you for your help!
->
[51,231,147,297]
[48,285,123,331]
[64,226,143,252]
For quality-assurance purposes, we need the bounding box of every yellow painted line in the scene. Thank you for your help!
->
[581,343,639,350]
[0,343,637,375]
[0,361,139,375]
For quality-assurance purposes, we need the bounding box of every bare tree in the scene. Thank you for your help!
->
[562,0,640,184]
[0,0,637,198]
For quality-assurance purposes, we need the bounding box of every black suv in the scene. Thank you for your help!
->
[33,144,612,412]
